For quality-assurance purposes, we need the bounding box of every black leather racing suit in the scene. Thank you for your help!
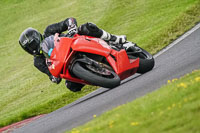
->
[34,18,104,92]
[34,18,82,92]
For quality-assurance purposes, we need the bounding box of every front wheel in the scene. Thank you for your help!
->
[72,62,121,88]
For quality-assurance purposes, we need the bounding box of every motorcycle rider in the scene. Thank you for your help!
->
[19,17,132,92]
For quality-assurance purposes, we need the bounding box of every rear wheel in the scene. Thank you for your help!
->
[72,61,120,88]
[127,45,155,74]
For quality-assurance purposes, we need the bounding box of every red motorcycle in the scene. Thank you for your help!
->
[47,33,154,88]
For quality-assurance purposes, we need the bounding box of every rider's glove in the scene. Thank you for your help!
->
[64,18,78,35]
[68,26,78,36]
[49,75,62,84]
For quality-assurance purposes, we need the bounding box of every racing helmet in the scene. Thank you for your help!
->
[19,27,42,55]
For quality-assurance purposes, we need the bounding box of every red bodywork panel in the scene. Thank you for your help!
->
[48,37,72,77]
[48,34,139,85]
[109,50,139,80]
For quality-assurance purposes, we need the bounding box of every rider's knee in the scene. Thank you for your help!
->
[65,80,84,92]
[78,22,102,37]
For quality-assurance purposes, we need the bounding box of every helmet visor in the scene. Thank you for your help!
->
[26,31,41,55]
[27,39,40,55]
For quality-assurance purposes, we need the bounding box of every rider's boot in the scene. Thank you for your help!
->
[100,30,127,45]
[123,41,137,52]
[78,22,135,50]
[101,30,137,51]
[78,22,127,45]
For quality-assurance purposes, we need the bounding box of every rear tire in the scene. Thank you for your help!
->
[72,62,121,88]
[137,57,154,74]
[137,47,154,74]
[128,46,154,74]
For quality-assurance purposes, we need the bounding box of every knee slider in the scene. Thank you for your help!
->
[65,80,84,92]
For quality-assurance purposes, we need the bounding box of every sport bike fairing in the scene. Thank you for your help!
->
[47,34,139,85]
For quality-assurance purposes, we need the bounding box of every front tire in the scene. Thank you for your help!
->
[72,62,121,88]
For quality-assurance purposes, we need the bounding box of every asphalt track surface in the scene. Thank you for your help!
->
[13,23,200,133]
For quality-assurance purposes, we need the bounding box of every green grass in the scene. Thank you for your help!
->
[67,70,200,133]
[0,0,200,128]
